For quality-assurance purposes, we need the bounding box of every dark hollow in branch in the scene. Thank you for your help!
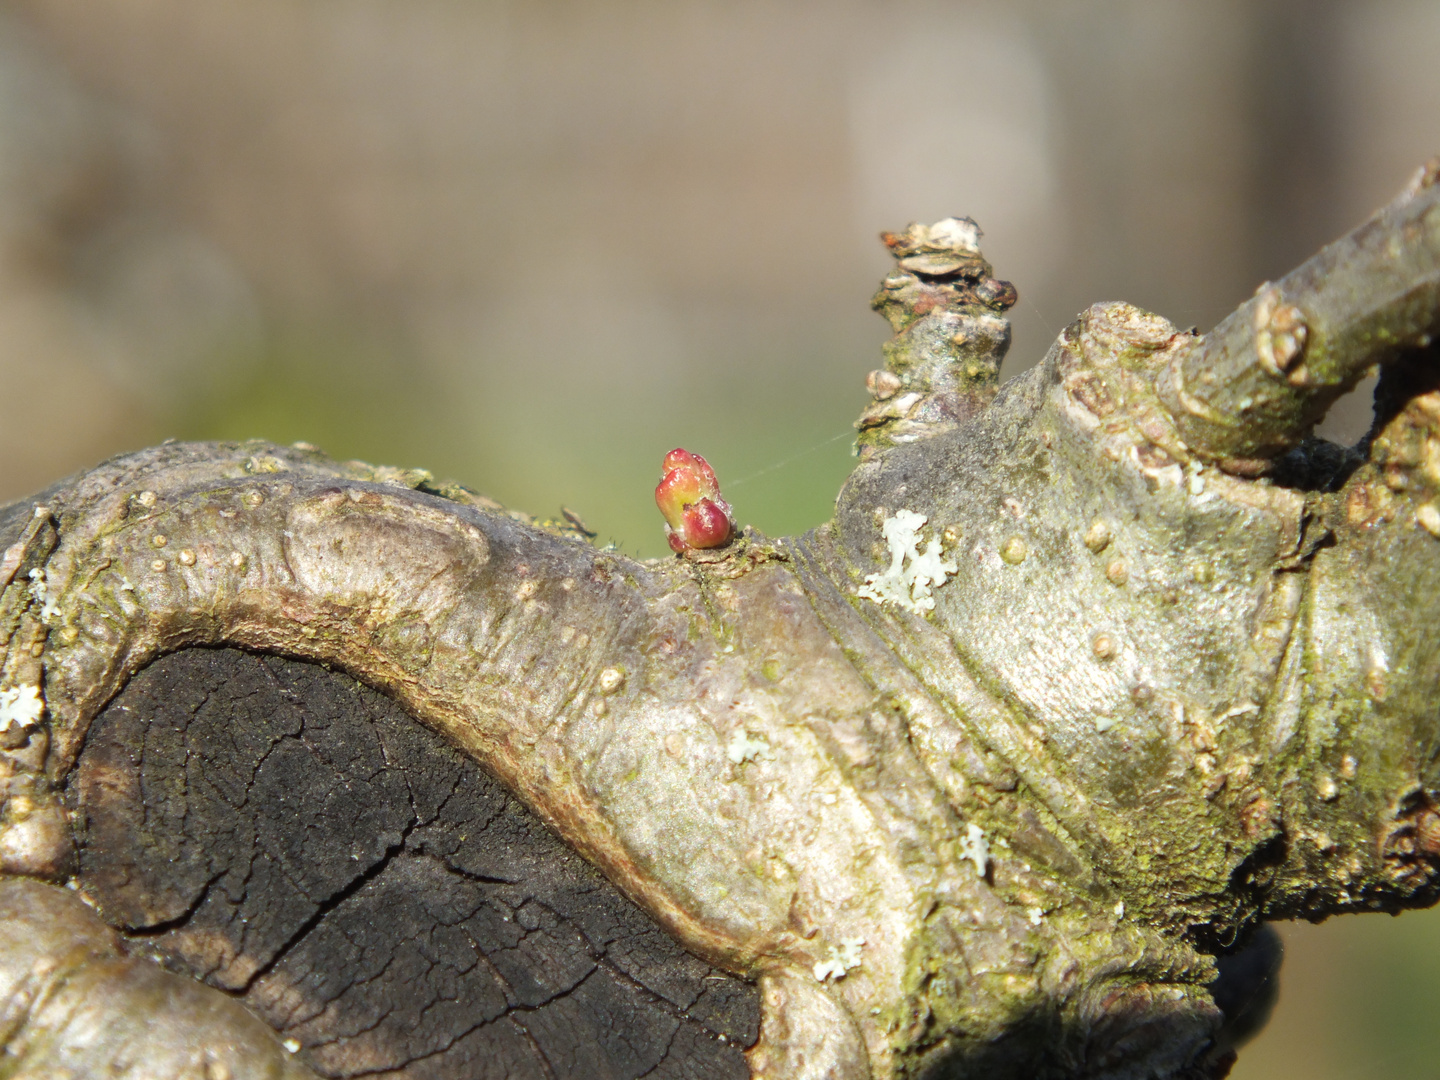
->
[72,647,758,1080]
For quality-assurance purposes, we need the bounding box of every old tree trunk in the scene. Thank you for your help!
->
[2,165,1439,1080]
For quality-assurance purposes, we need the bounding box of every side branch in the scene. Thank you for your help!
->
[1160,162,1440,464]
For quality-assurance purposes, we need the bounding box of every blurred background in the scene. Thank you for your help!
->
[0,1,1436,1074]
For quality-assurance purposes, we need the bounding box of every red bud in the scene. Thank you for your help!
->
[655,448,733,551]
[681,498,732,548]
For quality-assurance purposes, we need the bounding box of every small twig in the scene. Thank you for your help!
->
[1160,162,1440,463]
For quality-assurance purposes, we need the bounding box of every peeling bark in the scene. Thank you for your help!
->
[1,164,1438,1080]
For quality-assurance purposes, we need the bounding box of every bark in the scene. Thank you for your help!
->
[0,163,1438,1080]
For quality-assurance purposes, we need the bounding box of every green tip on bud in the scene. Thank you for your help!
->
[655,448,734,552]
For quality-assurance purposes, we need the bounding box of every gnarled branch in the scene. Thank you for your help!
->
[2,165,1439,1080]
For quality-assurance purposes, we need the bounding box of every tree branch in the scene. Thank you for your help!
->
[1159,160,1440,466]
[2,167,1439,1080]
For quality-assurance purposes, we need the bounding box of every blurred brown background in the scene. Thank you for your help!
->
[0,2,1436,1074]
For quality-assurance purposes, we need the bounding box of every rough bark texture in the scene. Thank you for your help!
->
[72,647,758,1079]
[0,164,1437,1080]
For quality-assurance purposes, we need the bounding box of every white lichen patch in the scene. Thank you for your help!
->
[726,730,773,765]
[0,684,44,731]
[1027,907,1044,926]
[857,510,958,615]
[927,216,982,253]
[812,937,866,982]
[27,569,60,622]
[958,822,990,877]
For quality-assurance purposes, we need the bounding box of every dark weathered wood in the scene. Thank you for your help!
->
[3,172,1437,1076]
[70,647,758,1080]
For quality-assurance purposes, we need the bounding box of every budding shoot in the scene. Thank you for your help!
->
[655,448,734,552]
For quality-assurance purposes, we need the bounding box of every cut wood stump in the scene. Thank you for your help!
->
[69,647,759,1079]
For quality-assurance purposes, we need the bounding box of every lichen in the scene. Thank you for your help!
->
[813,937,865,981]
[0,684,43,731]
[27,569,59,622]
[856,510,957,614]
[726,729,772,764]
[958,822,990,877]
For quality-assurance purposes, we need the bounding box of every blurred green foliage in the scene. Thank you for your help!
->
[1233,906,1440,1080]
[179,326,864,560]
